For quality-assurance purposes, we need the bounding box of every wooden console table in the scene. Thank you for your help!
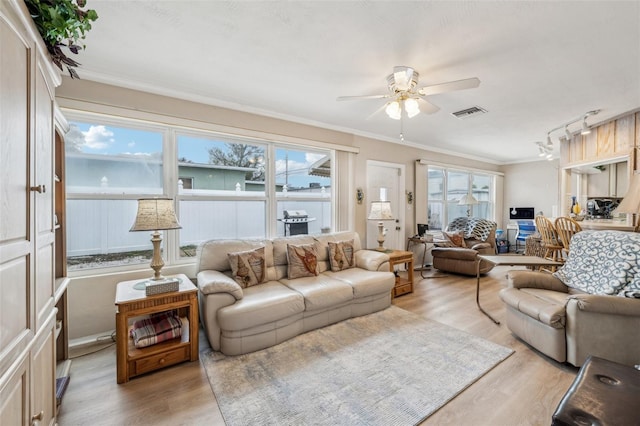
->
[387,250,414,297]
[476,255,563,325]
[115,274,198,383]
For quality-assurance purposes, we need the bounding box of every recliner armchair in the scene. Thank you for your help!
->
[431,217,498,276]
[499,230,640,367]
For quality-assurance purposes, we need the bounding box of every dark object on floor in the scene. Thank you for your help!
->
[552,356,640,426]
[56,376,70,406]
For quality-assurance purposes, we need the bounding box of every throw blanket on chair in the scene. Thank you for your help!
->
[447,217,496,242]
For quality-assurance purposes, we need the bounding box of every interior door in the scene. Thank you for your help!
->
[366,161,405,250]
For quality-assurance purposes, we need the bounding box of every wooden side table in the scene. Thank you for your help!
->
[387,250,414,297]
[115,273,199,384]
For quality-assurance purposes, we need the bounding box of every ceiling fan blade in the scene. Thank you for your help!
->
[417,77,480,97]
[419,99,440,114]
[365,102,390,121]
[336,94,390,101]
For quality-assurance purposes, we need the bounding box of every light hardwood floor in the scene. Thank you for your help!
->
[57,265,578,425]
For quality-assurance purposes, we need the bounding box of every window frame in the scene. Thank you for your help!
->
[63,111,338,277]
[427,166,496,230]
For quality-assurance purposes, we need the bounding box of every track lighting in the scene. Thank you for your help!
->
[565,126,572,140]
[539,110,600,159]
[536,140,554,160]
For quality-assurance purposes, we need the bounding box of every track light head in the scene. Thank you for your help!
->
[581,119,591,135]
[565,126,572,140]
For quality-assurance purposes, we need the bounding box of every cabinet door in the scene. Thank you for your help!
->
[33,67,56,332]
[0,2,32,372]
[0,357,29,426]
[31,318,56,426]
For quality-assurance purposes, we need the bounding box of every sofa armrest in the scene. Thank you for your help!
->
[197,270,243,300]
[354,250,390,272]
[431,247,478,261]
[468,242,490,251]
[507,270,569,292]
[567,294,640,317]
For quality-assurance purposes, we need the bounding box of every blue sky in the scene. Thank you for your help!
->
[67,121,330,188]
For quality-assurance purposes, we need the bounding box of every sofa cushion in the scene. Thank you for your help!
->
[217,281,305,331]
[553,230,640,297]
[287,243,319,279]
[227,246,266,288]
[280,275,353,311]
[327,240,355,272]
[500,287,567,329]
[325,268,394,298]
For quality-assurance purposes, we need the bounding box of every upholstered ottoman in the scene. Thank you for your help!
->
[552,355,640,426]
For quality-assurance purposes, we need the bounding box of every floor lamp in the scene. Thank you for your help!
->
[130,198,182,282]
[459,193,478,218]
[615,172,640,232]
[368,201,394,251]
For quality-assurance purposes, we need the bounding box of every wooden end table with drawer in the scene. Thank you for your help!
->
[115,273,198,384]
[386,250,414,297]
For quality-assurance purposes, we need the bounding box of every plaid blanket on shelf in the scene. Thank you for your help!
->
[130,311,182,348]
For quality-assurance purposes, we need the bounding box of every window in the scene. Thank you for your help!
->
[427,166,495,230]
[65,121,164,271]
[64,114,335,271]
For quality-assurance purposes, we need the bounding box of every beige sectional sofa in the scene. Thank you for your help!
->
[196,231,395,355]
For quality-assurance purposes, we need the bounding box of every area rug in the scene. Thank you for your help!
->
[201,306,513,426]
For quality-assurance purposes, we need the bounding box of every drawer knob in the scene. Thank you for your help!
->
[159,357,165,365]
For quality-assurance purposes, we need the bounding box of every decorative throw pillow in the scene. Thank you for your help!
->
[553,231,639,296]
[444,231,466,248]
[328,240,355,272]
[227,247,266,288]
[287,243,319,279]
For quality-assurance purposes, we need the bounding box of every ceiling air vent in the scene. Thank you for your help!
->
[451,106,487,119]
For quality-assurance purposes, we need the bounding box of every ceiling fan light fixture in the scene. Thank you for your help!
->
[385,101,401,120]
[404,98,420,118]
[392,66,416,92]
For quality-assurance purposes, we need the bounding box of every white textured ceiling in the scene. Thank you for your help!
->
[72,1,640,164]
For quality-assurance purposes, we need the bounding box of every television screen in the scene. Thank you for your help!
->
[509,207,535,220]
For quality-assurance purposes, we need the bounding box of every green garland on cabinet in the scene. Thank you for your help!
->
[24,0,98,79]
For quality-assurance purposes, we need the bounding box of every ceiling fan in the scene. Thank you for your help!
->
[337,66,480,119]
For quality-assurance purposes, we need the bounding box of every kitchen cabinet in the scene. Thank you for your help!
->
[586,161,628,197]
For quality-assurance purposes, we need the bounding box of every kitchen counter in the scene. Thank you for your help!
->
[578,219,635,231]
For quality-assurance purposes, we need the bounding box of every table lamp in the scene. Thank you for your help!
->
[130,198,182,281]
[459,193,478,218]
[615,172,640,232]
[368,201,394,251]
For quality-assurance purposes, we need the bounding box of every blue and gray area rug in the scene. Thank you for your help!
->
[202,306,513,426]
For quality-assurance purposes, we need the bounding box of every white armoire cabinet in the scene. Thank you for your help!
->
[0,1,67,425]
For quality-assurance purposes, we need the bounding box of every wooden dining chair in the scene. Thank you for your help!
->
[554,216,583,256]
[535,216,565,271]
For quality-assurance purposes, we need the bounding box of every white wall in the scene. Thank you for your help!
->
[501,159,560,244]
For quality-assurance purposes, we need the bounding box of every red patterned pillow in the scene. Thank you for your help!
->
[228,247,266,288]
[444,231,466,248]
[286,243,319,278]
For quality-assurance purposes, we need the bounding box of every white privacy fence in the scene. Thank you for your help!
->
[66,198,332,257]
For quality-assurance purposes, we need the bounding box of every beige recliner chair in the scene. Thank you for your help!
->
[431,217,497,276]
[499,230,640,367]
